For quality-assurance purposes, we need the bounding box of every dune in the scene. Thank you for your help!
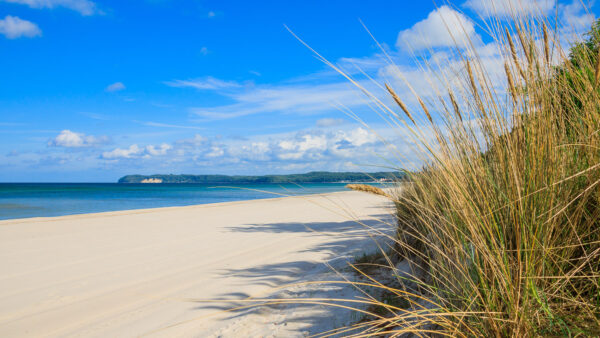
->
[0,190,394,337]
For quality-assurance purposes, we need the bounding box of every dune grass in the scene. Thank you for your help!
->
[344,12,600,338]
[346,184,392,198]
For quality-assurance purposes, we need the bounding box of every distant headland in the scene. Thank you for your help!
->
[117,171,404,184]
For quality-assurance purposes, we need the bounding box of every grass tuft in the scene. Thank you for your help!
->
[346,184,392,198]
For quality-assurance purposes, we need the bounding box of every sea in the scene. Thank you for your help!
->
[0,183,358,220]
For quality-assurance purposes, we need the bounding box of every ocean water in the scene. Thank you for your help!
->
[0,183,355,220]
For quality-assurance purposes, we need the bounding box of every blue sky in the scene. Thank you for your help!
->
[0,0,597,182]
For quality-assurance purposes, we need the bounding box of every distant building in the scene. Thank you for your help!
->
[140,178,163,183]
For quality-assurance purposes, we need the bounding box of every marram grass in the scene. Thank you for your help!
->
[346,184,392,198]
[356,15,600,338]
[281,9,600,338]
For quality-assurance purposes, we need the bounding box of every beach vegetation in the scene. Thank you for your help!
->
[346,183,392,198]
[346,11,600,337]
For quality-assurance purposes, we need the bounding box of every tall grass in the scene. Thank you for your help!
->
[199,8,600,337]
[349,11,600,337]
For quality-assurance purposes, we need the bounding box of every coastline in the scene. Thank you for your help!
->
[0,183,373,221]
[0,190,395,337]
[0,190,353,225]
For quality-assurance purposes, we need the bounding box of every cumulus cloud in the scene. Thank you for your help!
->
[101,143,172,159]
[397,5,479,51]
[463,0,554,18]
[48,130,108,148]
[0,15,41,39]
[101,144,142,159]
[105,82,125,92]
[277,134,328,160]
[164,77,241,91]
[230,128,379,163]
[176,134,207,147]
[96,126,385,172]
[145,143,171,156]
[206,146,224,158]
[1,0,99,16]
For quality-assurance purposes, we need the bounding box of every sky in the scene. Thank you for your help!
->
[0,0,597,182]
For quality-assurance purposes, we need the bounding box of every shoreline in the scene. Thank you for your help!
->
[0,190,395,336]
[0,190,355,225]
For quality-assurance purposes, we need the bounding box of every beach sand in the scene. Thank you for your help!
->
[0,190,395,337]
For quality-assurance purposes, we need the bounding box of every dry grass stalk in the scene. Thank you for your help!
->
[505,61,518,104]
[448,90,462,121]
[385,83,416,125]
[506,27,527,80]
[515,23,532,64]
[543,22,550,64]
[595,48,600,87]
[418,97,433,123]
[346,184,391,198]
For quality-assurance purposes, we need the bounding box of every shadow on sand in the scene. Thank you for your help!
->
[192,212,397,335]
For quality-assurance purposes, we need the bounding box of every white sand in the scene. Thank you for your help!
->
[0,191,395,337]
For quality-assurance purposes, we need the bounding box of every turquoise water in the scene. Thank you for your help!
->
[0,183,354,220]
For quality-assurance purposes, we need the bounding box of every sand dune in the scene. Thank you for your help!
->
[0,191,394,337]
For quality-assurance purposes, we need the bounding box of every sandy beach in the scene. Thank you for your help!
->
[0,190,394,337]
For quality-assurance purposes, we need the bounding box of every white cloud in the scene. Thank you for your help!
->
[101,143,172,159]
[227,141,271,162]
[560,1,596,37]
[316,118,346,127]
[339,127,377,147]
[95,126,387,172]
[207,11,216,18]
[165,77,241,91]
[145,143,171,156]
[105,82,125,92]
[189,81,368,120]
[48,130,108,148]
[138,121,204,130]
[101,144,142,159]
[199,46,209,55]
[273,128,379,162]
[226,127,379,163]
[277,134,328,160]
[0,15,41,39]
[176,134,207,147]
[463,0,554,18]
[397,5,479,51]
[1,0,99,15]
[206,146,224,158]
